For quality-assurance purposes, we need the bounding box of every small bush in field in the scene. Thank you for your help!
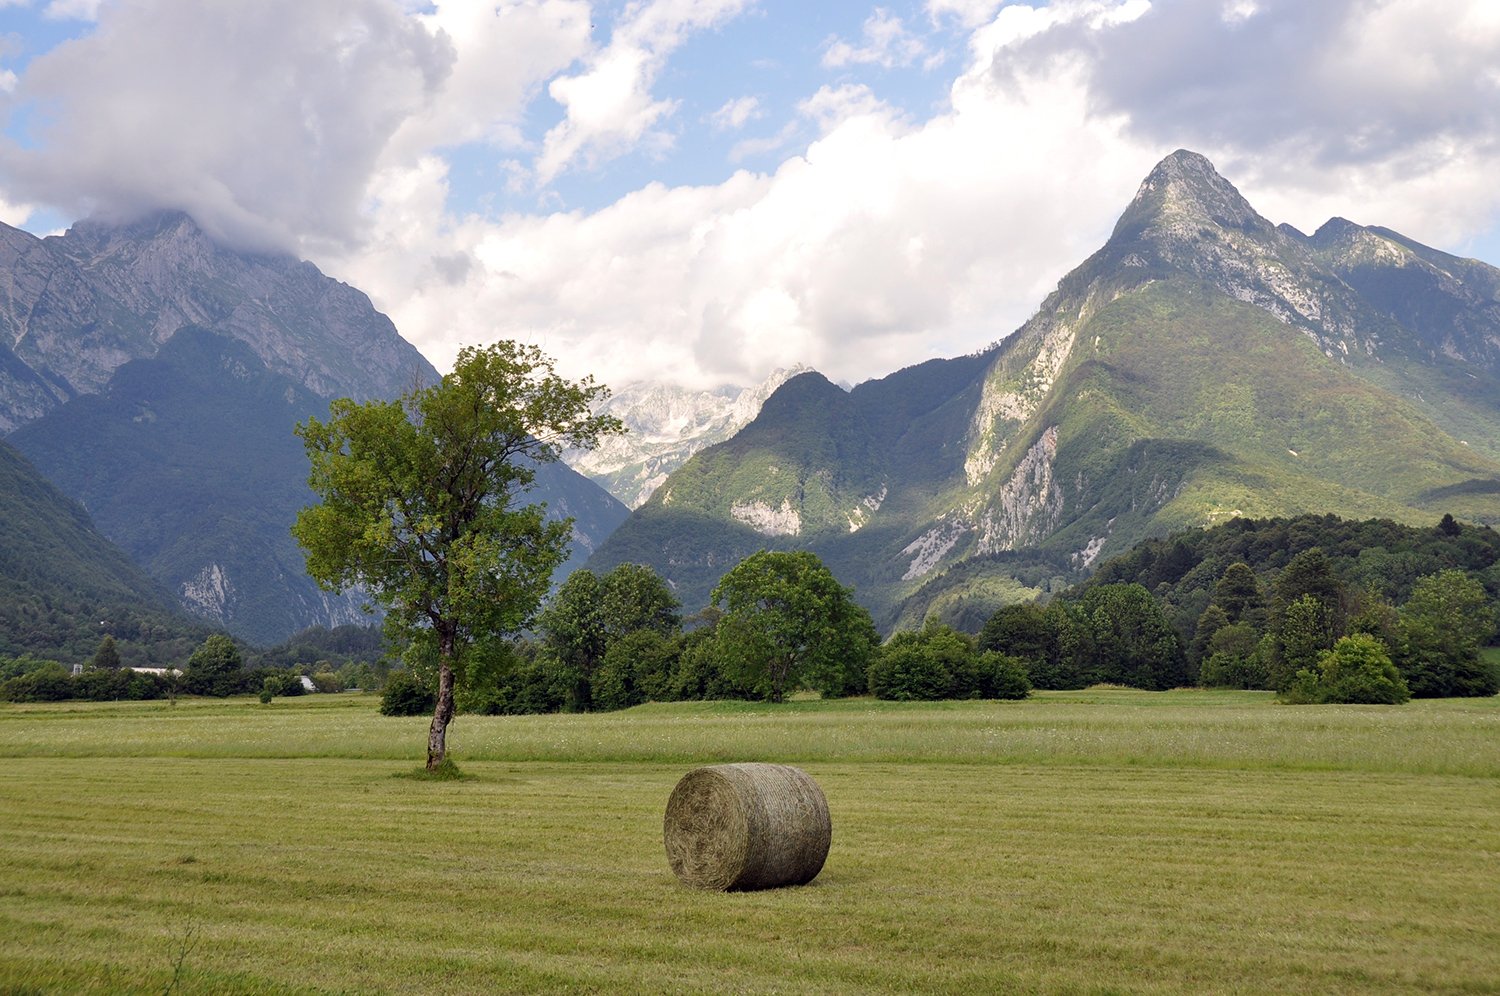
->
[380,669,435,716]
[969,651,1032,700]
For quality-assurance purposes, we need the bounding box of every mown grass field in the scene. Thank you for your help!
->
[1,690,1497,993]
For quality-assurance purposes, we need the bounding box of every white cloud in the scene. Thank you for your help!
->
[0,191,34,227]
[330,0,1500,398]
[823,7,930,69]
[6,0,1500,402]
[925,0,1003,30]
[0,0,454,252]
[798,83,900,134]
[384,1,592,161]
[709,95,762,132]
[0,69,16,93]
[1221,0,1258,24]
[999,0,1500,248]
[331,4,1155,391]
[533,0,754,184]
[728,120,799,163]
[43,0,100,19]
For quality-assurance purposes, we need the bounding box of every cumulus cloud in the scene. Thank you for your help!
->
[43,0,101,20]
[331,4,1155,390]
[822,8,931,69]
[989,0,1500,247]
[1070,0,1500,166]
[534,0,754,184]
[384,1,592,161]
[0,0,454,252]
[6,0,1500,399]
[333,0,1500,395]
[924,0,1003,30]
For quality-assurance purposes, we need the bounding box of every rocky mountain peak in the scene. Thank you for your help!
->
[1112,149,1274,246]
[0,209,437,431]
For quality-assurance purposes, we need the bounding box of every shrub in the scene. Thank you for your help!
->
[593,630,678,711]
[311,671,343,694]
[969,651,1031,700]
[379,669,436,716]
[670,631,753,702]
[0,662,74,702]
[1283,634,1410,705]
[872,623,1032,701]
[185,635,245,697]
[1199,651,1269,689]
[73,667,135,701]
[868,638,951,701]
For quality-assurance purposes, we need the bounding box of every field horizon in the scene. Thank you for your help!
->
[2,690,1497,993]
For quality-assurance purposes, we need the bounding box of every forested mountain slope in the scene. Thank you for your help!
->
[0,438,208,664]
[590,151,1500,628]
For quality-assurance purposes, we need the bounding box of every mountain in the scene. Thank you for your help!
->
[0,211,434,432]
[0,437,209,665]
[562,367,808,507]
[9,327,373,646]
[1,212,628,645]
[588,150,1500,631]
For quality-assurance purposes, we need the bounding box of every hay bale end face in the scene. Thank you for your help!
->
[663,763,831,891]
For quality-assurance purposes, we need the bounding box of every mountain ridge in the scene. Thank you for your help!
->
[589,150,1500,629]
[563,365,810,507]
[0,210,438,432]
[0,211,628,645]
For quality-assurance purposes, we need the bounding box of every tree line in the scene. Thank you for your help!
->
[0,631,389,704]
[383,514,1498,715]
[377,551,1033,718]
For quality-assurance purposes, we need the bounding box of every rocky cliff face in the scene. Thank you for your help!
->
[0,211,438,432]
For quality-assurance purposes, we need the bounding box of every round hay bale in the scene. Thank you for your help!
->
[663,762,831,891]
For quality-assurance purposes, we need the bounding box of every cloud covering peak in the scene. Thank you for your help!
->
[2,0,1498,394]
[1,0,453,252]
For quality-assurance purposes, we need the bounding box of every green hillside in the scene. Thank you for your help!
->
[9,327,628,646]
[8,327,343,647]
[0,439,208,665]
[590,151,1500,630]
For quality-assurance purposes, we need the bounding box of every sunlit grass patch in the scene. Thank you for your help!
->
[0,692,1496,992]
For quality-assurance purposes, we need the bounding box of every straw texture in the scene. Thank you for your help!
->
[663,762,831,890]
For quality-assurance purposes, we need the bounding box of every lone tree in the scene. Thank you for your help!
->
[293,342,621,770]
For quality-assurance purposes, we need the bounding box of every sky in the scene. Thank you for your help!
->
[2,0,1499,393]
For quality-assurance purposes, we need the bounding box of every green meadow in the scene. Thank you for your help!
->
[1,691,1497,993]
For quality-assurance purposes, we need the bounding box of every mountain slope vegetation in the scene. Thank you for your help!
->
[0,438,208,664]
[590,150,1500,628]
[9,327,628,646]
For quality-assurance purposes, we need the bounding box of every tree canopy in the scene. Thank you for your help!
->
[536,562,681,711]
[711,550,877,702]
[293,341,621,769]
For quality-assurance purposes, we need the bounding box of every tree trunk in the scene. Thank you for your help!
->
[426,633,457,770]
